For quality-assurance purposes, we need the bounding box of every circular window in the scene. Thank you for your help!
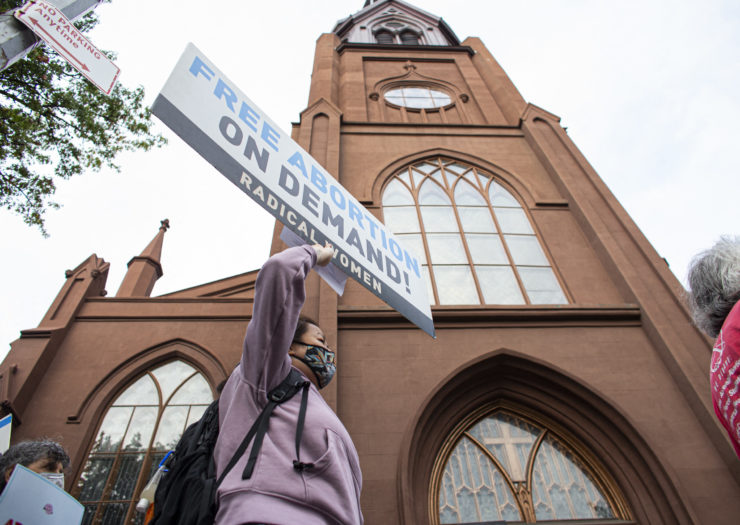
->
[384,87,451,109]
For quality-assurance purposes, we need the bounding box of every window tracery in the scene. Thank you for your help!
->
[372,19,423,45]
[382,158,567,305]
[434,409,626,524]
[75,360,213,524]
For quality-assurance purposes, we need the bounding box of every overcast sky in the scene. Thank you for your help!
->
[1,0,738,359]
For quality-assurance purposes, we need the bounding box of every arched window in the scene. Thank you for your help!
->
[382,158,567,305]
[75,360,214,524]
[400,30,420,45]
[376,30,394,44]
[434,409,628,523]
[373,19,424,45]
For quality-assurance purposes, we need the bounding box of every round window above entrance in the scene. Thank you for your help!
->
[384,87,451,109]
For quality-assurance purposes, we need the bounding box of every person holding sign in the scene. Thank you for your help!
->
[687,236,740,459]
[0,439,69,493]
[214,244,363,524]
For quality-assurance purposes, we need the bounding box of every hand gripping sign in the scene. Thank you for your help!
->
[152,44,434,337]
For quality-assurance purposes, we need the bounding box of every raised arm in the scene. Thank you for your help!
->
[241,244,331,392]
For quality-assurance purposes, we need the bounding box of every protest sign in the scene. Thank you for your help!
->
[0,414,10,454]
[152,44,434,337]
[0,465,83,524]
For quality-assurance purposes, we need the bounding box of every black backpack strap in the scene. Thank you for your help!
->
[241,400,279,479]
[215,368,309,485]
[216,408,266,485]
[292,382,313,472]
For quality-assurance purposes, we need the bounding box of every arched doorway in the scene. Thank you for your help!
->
[398,350,695,524]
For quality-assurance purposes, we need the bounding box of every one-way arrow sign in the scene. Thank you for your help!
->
[14,0,119,94]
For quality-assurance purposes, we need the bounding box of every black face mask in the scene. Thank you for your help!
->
[292,343,336,388]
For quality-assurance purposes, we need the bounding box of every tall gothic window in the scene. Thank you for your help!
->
[75,360,214,524]
[434,409,628,523]
[382,158,567,305]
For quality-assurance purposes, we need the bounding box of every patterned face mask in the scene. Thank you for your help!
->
[295,344,336,389]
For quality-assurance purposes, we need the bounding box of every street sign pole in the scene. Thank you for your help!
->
[0,0,103,71]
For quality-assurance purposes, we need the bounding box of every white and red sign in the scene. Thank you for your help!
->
[14,0,119,94]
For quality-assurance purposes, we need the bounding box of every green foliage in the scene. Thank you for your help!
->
[0,0,166,235]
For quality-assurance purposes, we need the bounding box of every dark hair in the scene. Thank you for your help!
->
[0,439,70,492]
[294,316,319,342]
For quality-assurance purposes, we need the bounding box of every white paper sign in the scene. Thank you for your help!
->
[14,0,120,94]
[0,465,83,524]
[0,414,11,454]
[152,44,434,337]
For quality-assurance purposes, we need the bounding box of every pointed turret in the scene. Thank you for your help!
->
[116,219,169,297]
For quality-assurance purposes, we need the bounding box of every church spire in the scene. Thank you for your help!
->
[335,0,460,47]
[116,219,169,297]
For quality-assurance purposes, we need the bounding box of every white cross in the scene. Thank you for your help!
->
[479,422,536,482]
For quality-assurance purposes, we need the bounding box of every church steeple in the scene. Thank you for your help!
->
[334,0,460,46]
[116,219,169,297]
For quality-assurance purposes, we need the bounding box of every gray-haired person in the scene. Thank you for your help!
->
[687,236,740,458]
[0,439,70,493]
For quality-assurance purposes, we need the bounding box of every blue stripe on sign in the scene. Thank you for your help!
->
[0,414,11,428]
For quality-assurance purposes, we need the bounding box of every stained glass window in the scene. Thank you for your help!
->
[436,410,624,524]
[382,158,567,305]
[75,360,213,524]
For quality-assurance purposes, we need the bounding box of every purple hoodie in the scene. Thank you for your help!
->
[214,245,363,524]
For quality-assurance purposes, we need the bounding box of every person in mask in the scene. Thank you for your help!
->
[0,439,70,493]
[213,244,363,525]
[289,316,337,390]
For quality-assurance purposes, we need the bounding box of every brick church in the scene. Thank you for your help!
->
[2,1,739,523]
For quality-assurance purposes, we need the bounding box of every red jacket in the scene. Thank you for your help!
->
[711,301,740,458]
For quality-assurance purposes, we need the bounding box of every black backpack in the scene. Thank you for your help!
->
[150,368,312,525]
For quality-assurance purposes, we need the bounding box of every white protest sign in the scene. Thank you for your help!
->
[152,43,434,337]
[0,414,11,453]
[14,0,120,94]
[0,465,83,524]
